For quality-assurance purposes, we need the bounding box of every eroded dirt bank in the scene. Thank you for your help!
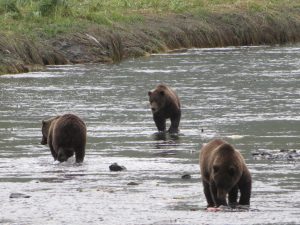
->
[1,9,300,75]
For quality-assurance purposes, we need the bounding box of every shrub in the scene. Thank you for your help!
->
[0,0,21,18]
[39,0,71,17]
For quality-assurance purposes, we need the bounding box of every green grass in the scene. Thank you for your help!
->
[0,0,299,38]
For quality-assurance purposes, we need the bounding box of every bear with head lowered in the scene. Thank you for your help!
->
[41,114,87,163]
[148,84,181,133]
[199,139,252,208]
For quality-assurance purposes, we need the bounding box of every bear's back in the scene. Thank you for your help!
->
[155,84,180,109]
[200,139,246,181]
[52,114,86,146]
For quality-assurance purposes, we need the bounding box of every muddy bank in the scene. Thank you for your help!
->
[1,8,300,75]
[0,34,68,74]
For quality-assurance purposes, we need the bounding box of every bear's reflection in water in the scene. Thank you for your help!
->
[152,131,181,142]
[152,131,181,156]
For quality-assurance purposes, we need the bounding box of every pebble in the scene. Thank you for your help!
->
[109,163,126,171]
[9,193,31,199]
[181,173,191,179]
[127,182,139,186]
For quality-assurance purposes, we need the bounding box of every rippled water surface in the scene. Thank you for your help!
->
[0,45,300,225]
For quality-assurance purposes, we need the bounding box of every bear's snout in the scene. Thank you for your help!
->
[41,137,47,145]
[150,102,159,113]
[217,188,227,200]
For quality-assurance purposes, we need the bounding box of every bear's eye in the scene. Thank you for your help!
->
[213,165,219,173]
[228,167,235,176]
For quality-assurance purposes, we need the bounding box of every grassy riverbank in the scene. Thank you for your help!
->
[1,0,300,74]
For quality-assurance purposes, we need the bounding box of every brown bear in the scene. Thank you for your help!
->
[148,84,181,133]
[41,114,87,163]
[199,139,252,208]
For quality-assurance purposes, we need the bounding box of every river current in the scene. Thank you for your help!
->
[0,45,299,224]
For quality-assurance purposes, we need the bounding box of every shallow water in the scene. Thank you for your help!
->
[0,45,299,225]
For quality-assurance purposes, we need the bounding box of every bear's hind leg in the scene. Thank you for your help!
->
[169,117,180,133]
[169,112,181,133]
[49,143,58,161]
[57,147,74,162]
[75,147,85,163]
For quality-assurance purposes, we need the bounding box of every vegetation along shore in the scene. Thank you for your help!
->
[1,0,300,75]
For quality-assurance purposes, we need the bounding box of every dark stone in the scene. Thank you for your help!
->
[181,173,192,179]
[9,193,31,199]
[127,182,139,186]
[109,163,126,171]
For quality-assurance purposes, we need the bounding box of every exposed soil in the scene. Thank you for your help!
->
[1,9,300,75]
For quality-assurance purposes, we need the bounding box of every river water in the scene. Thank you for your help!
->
[0,45,299,225]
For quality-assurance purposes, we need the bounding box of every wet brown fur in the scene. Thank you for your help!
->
[199,139,252,207]
[148,84,181,133]
[41,114,87,163]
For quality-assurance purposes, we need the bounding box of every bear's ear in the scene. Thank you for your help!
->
[42,120,46,125]
[159,90,164,96]
[148,91,152,96]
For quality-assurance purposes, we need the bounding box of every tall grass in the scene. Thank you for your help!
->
[0,0,21,19]
[39,0,71,17]
[0,0,299,37]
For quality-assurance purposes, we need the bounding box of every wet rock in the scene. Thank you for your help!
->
[127,182,139,186]
[189,208,199,211]
[252,149,300,161]
[109,163,126,171]
[9,193,31,199]
[181,173,191,180]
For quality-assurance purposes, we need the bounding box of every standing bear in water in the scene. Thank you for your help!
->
[148,84,181,133]
[41,114,87,163]
[199,139,252,208]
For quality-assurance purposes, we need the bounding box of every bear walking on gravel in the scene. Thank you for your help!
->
[199,139,252,208]
[41,114,87,163]
[148,84,181,133]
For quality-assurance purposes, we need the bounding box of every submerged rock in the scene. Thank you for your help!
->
[181,173,192,180]
[109,163,126,171]
[252,149,300,161]
[127,182,139,186]
[9,193,31,199]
